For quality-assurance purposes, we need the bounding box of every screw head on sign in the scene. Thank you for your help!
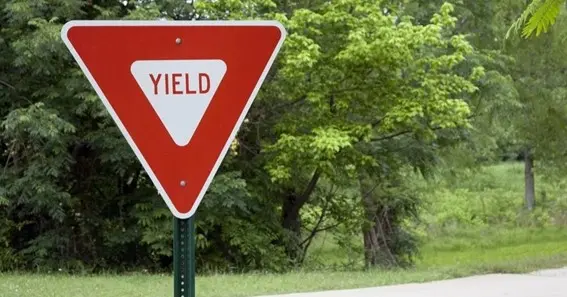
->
[180,180,186,187]
[176,38,182,44]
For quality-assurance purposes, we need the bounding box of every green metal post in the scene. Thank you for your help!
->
[174,216,196,297]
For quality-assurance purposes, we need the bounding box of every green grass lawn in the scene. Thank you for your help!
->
[2,162,566,296]
[1,262,566,297]
[419,227,567,267]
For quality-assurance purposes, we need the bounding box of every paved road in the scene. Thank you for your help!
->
[255,268,567,297]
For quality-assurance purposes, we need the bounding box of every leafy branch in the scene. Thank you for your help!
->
[507,0,565,39]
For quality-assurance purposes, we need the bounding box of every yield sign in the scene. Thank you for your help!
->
[61,20,287,218]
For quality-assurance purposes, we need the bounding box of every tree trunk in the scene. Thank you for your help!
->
[524,148,535,211]
[359,173,396,268]
[281,192,303,260]
[362,206,393,268]
[280,169,321,262]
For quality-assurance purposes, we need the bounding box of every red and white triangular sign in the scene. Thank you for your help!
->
[61,21,286,218]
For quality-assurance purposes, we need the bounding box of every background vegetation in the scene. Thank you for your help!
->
[1,1,567,293]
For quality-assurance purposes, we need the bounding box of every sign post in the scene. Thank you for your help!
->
[61,20,286,296]
[174,217,195,297]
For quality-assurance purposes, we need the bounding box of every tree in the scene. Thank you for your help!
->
[507,26,567,211]
[242,0,485,266]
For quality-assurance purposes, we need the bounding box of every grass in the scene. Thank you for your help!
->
[419,227,567,267]
[2,162,567,296]
[2,252,567,297]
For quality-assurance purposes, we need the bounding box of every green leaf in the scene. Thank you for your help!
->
[522,0,564,37]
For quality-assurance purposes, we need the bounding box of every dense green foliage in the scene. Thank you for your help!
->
[0,0,566,275]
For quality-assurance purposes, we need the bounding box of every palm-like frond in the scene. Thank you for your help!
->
[506,0,565,39]
[523,0,564,37]
[506,0,545,39]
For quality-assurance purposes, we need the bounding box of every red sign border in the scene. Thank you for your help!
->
[61,20,287,218]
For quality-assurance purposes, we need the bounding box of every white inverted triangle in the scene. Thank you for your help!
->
[130,59,227,146]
